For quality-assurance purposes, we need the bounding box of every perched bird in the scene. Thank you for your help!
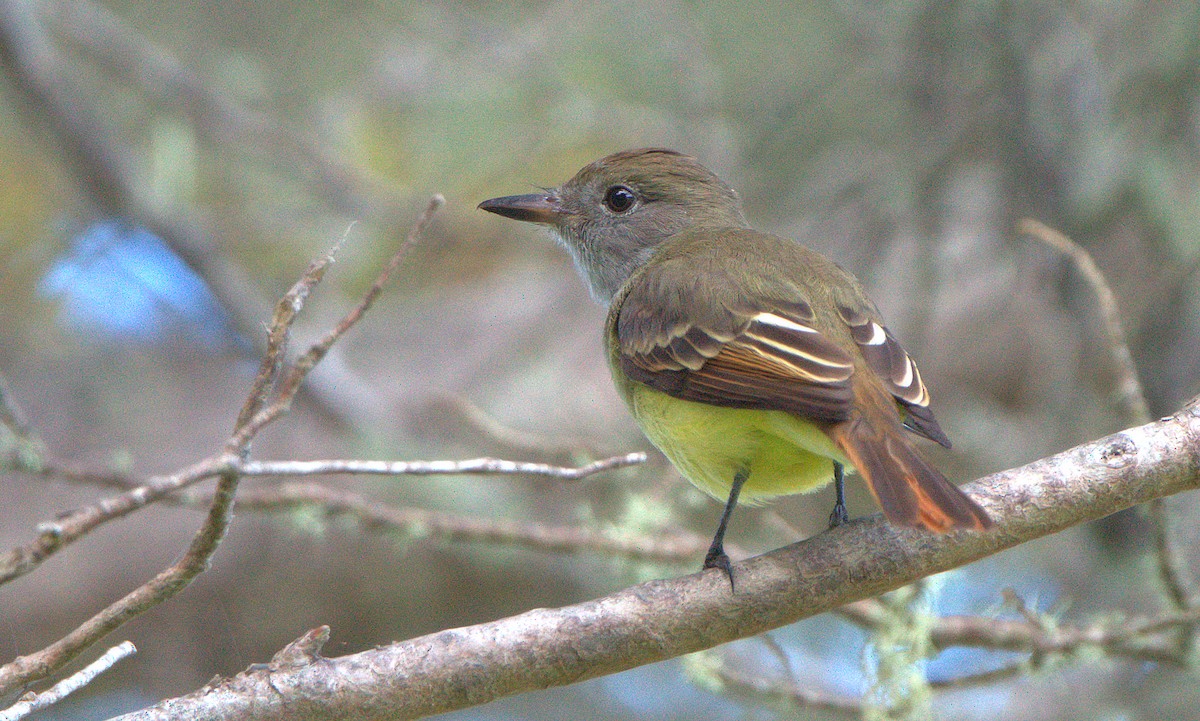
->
[480,149,991,585]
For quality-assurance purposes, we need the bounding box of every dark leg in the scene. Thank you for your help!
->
[704,467,749,592]
[828,461,849,528]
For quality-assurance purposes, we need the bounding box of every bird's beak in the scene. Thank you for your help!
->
[478,193,561,225]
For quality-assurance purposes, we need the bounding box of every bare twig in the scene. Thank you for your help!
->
[0,641,135,721]
[31,453,681,564]
[1018,219,1195,617]
[696,635,859,714]
[712,662,862,714]
[292,197,443,373]
[0,0,388,428]
[1001,587,1045,627]
[0,462,240,697]
[0,460,247,697]
[230,195,443,448]
[6,451,647,592]
[840,593,1200,668]
[927,661,1026,691]
[232,224,354,436]
[0,370,42,474]
[0,454,234,586]
[0,0,131,212]
[232,480,702,563]
[1017,219,1149,425]
[711,646,1028,708]
[446,396,600,458]
[1146,498,1194,611]
[238,453,646,481]
[924,607,1200,666]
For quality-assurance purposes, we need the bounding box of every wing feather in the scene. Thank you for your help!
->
[618,301,856,423]
[836,304,950,447]
[611,229,949,441]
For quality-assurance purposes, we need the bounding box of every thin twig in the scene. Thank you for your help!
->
[714,646,1028,706]
[89,405,1200,719]
[1019,219,1195,618]
[0,0,131,212]
[232,481,706,563]
[1017,219,1149,426]
[33,454,688,563]
[834,598,887,628]
[0,0,386,429]
[238,453,646,481]
[0,641,135,721]
[32,448,651,561]
[303,197,441,363]
[0,455,233,586]
[714,663,862,714]
[1002,587,1045,627]
[0,462,240,697]
[758,633,798,683]
[231,195,443,447]
[279,196,443,395]
[1146,499,1194,611]
[838,594,1200,667]
[231,223,354,437]
[924,607,1200,666]
[446,395,599,458]
[927,660,1026,691]
[0,370,42,474]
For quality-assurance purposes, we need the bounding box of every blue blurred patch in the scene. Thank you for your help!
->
[39,220,244,352]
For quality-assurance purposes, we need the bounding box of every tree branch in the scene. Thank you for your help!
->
[0,641,135,721]
[112,405,1200,720]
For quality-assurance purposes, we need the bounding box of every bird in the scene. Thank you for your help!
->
[479,148,991,586]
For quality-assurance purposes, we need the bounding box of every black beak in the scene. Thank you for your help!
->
[478,193,560,224]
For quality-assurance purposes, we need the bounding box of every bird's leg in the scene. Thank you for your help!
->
[828,461,849,528]
[704,467,749,591]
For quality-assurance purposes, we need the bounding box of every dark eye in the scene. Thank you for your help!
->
[603,185,636,214]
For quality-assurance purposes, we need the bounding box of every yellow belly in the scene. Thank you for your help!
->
[626,383,850,505]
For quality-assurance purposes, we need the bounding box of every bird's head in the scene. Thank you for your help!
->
[479,148,747,302]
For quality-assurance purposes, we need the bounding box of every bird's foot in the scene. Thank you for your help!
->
[828,502,850,528]
[703,546,736,593]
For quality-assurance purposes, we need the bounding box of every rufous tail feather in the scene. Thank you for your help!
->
[828,416,992,532]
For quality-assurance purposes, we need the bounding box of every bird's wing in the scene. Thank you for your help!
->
[614,269,857,424]
[833,304,949,447]
[613,235,949,444]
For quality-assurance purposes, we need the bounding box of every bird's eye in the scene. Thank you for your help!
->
[603,185,636,214]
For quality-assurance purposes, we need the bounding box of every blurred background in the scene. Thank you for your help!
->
[2,0,1200,718]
